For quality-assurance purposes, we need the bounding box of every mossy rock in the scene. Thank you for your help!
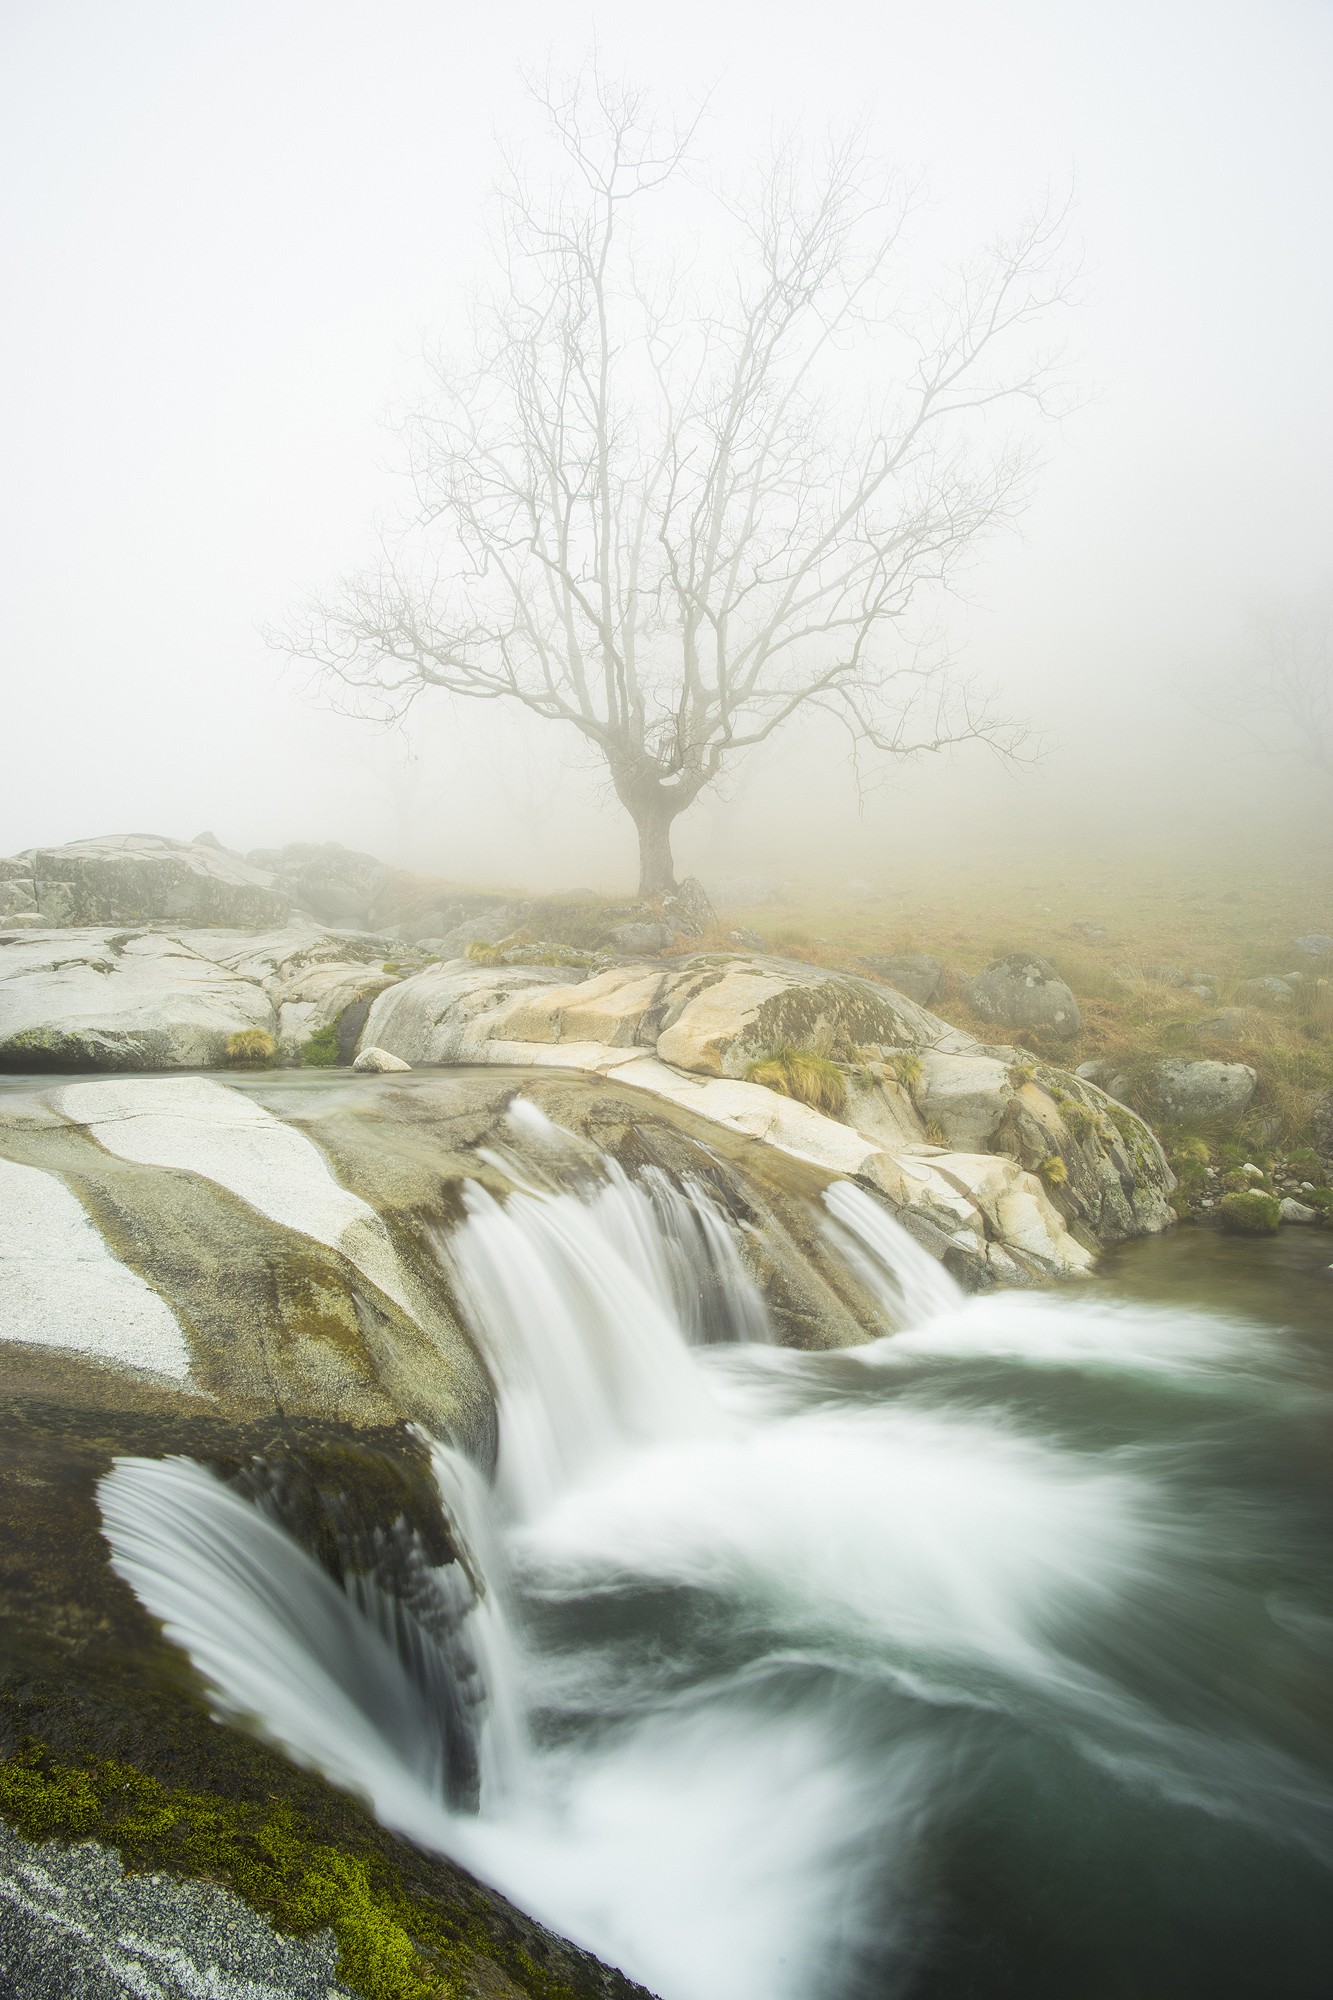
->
[1217,1190,1281,1236]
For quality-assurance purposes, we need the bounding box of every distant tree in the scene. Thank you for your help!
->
[1215,594,1333,780]
[281,70,1074,897]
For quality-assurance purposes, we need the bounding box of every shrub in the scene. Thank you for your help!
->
[1037,1154,1068,1188]
[224,1028,276,1066]
[301,1023,341,1067]
[745,1046,848,1118]
[1217,1191,1281,1236]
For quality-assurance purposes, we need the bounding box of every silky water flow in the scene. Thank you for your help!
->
[101,1103,1333,2000]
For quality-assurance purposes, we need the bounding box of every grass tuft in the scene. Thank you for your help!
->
[745,1046,848,1118]
[224,1029,276,1067]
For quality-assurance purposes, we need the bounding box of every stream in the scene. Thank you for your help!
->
[99,1101,1333,2000]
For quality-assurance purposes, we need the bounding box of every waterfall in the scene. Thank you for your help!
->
[99,1133,1333,2000]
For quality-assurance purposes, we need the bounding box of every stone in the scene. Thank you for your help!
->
[1196,1008,1259,1040]
[915,1052,1013,1151]
[661,877,717,937]
[0,929,280,1069]
[1311,1089,1333,1156]
[246,840,391,928]
[432,911,520,955]
[4,834,289,928]
[1294,934,1333,957]
[608,921,676,955]
[965,955,1082,1039]
[1278,1197,1318,1224]
[861,953,944,1007]
[728,928,766,950]
[0,924,398,1071]
[1071,917,1108,942]
[1236,975,1294,1007]
[360,952,1172,1268]
[352,1044,412,1073]
[1145,964,1190,988]
[1144,1058,1257,1122]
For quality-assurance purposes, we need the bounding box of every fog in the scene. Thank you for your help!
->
[2,0,1330,889]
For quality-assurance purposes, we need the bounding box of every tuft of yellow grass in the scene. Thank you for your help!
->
[224,1028,276,1066]
[745,1046,848,1119]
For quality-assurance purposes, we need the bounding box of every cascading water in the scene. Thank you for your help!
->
[101,1110,1333,2000]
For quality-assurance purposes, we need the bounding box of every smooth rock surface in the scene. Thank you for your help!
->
[2,835,290,929]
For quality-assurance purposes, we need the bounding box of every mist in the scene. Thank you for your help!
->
[2,0,1330,888]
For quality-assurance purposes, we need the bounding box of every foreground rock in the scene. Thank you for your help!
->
[0,929,1174,1279]
[0,925,394,1069]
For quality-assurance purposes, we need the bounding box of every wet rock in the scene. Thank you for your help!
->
[964,955,1082,1040]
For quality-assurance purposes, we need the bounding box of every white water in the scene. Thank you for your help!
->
[99,1130,1333,2000]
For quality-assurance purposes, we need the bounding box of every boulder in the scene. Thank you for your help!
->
[1278,1197,1318,1225]
[1294,934,1333,958]
[1236,975,1294,1007]
[965,955,1082,1040]
[352,1044,411,1072]
[1196,1008,1261,1041]
[1144,1058,1257,1122]
[1312,1089,1333,1157]
[246,840,390,928]
[861,953,944,1007]
[915,1052,1013,1151]
[2,835,289,928]
[608,921,676,955]
[660,877,717,938]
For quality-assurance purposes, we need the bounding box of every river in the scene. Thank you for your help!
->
[100,1100,1333,2000]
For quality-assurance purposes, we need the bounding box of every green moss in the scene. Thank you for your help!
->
[745,1047,848,1118]
[0,1747,446,1998]
[1217,1190,1281,1236]
[301,1023,341,1067]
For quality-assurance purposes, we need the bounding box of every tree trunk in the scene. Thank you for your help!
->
[633,805,679,899]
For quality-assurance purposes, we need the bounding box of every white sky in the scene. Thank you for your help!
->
[2,0,1330,884]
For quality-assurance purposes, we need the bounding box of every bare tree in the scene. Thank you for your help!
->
[1214,594,1333,780]
[282,70,1073,897]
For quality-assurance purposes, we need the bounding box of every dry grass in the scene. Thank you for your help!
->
[745,1046,849,1118]
[718,846,1333,1151]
